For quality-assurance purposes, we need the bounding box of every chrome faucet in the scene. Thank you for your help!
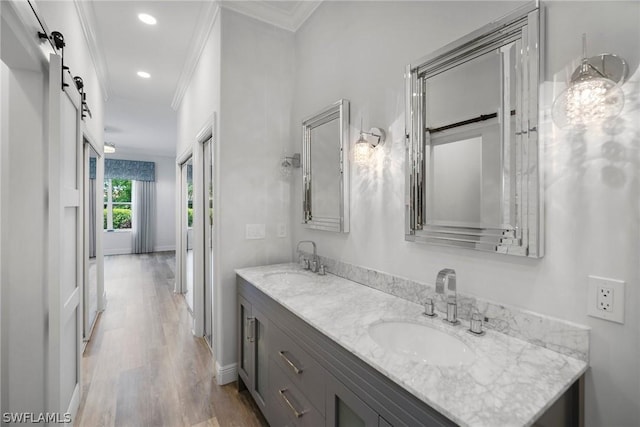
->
[436,268,459,325]
[296,240,318,273]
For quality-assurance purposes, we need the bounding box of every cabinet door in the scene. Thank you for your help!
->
[251,306,269,413]
[326,375,378,427]
[238,295,254,388]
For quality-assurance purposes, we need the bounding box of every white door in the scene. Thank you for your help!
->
[47,53,83,419]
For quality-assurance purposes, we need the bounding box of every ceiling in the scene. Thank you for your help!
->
[83,1,320,157]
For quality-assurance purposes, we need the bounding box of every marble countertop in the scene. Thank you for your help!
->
[236,263,588,427]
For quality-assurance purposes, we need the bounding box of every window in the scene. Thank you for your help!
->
[104,179,132,230]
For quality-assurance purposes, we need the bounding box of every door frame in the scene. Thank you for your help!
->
[197,113,217,351]
[82,130,103,345]
[175,147,193,301]
[82,125,106,313]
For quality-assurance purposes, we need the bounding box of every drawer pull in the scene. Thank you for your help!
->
[246,317,255,342]
[279,351,303,374]
[278,388,306,418]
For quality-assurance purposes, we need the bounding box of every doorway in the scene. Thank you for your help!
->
[83,140,101,343]
[180,156,195,313]
[203,137,214,349]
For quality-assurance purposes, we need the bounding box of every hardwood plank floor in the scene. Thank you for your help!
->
[75,252,268,427]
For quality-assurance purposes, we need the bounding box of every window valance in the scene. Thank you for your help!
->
[88,158,156,182]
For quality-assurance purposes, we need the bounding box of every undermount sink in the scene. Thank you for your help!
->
[368,321,475,367]
[264,271,313,282]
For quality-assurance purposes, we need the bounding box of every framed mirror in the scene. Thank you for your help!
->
[302,99,350,233]
[405,2,543,257]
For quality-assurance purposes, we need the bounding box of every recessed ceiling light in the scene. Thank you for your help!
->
[137,71,151,79]
[138,13,157,25]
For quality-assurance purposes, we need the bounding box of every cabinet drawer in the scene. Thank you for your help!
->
[270,322,325,412]
[269,358,324,427]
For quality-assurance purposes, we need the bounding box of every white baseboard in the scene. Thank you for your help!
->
[215,362,237,385]
[103,247,132,256]
[67,383,80,422]
[104,247,175,256]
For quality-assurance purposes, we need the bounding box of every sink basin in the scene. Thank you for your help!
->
[264,271,314,282]
[368,321,475,366]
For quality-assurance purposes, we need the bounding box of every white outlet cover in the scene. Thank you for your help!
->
[587,275,625,324]
[277,223,287,238]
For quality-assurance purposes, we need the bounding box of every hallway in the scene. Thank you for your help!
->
[75,253,267,427]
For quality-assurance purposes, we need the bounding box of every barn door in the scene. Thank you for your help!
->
[47,53,83,420]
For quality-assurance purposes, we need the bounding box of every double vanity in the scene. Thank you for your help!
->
[236,264,588,427]
[235,3,588,425]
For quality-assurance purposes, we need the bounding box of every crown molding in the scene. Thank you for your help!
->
[171,2,220,111]
[288,1,323,31]
[171,0,321,111]
[74,0,110,101]
[220,0,322,32]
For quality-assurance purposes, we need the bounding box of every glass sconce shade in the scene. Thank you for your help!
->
[280,159,293,178]
[552,64,624,127]
[552,35,627,128]
[353,134,372,165]
[353,126,385,166]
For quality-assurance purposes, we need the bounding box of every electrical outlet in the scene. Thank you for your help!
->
[588,275,625,323]
[597,286,613,312]
[245,224,265,240]
[277,223,287,238]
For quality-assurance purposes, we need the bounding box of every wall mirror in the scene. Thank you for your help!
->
[405,2,543,257]
[302,99,350,232]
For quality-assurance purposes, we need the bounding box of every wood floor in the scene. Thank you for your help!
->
[75,252,268,427]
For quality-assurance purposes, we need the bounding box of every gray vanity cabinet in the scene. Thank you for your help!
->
[325,373,382,427]
[237,275,457,427]
[268,356,325,426]
[237,295,270,415]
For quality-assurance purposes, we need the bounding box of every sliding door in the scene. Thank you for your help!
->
[47,53,83,418]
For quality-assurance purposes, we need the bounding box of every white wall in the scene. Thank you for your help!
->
[177,7,295,376]
[290,2,640,426]
[176,11,221,157]
[102,152,176,255]
[176,4,221,344]
[0,58,48,417]
[218,7,295,369]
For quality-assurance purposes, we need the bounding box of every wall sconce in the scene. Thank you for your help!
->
[104,142,116,154]
[353,120,386,165]
[552,34,627,127]
[280,153,300,178]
